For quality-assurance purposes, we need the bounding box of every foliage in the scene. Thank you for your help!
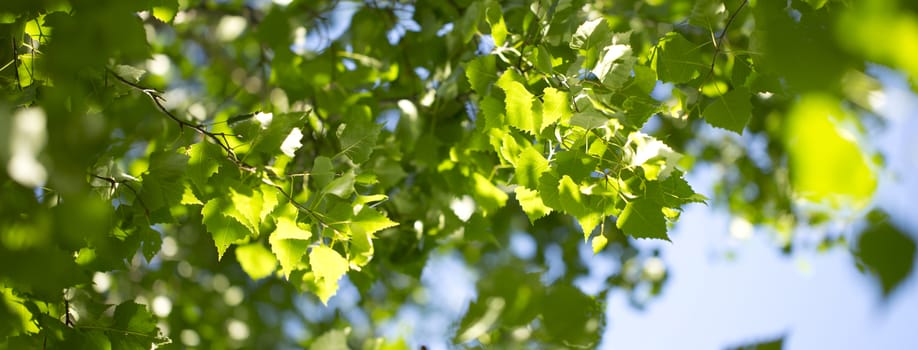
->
[0,0,915,348]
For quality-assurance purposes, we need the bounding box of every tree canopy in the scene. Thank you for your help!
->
[1,0,916,348]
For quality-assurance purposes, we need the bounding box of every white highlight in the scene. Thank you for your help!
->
[730,217,754,240]
[216,16,248,42]
[642,257,666,282]
[161,236,178,258]
[254,112,273,129]
[227,319,250,340]
[450,196,476,222]
[92,272,112,293]
[8,108,47,187]
[280,127,303,157]
[224,286,244,306]
[147,54,171,76]
[152,295,172,317]
[181,329,201,346]
[626,131,682,180]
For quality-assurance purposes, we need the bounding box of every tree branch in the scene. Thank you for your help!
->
[700,0,749,89]
[106,68,255,172]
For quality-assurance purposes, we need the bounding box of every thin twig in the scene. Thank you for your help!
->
[90,174,150,217]
[106,68,256,172]
[700,0,749,89]
[265,179,336,232]
[64,297,73,327]
[11,37,21,90]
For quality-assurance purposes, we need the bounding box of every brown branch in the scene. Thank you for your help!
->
[700,0,749,89]
[106,68,256,172]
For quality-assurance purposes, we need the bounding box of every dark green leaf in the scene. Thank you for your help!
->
[703,87,752,133]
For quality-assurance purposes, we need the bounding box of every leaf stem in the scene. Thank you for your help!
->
[700,0,749,89]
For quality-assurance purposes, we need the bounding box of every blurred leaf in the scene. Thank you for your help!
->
[856,211,917,298]
[312,328,350,350]
[541,284,602,347]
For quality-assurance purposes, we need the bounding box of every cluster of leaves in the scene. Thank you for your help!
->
[0,0,916,348]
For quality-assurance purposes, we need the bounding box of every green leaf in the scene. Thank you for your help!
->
[466,55,497,95]
[558,175,594,235]
[649,171,708,207]
[485,5,507,47]
[856,211,916,297]
[309,245,349,304]
[570,18,612,67]
[140,150,188,215]
[570,111,608,130]
[541,284,602,347]
[311,156,335,190]
[538,172,563,209]
[541,87,571,132]
[259,183,280,221]
[110,64,145,82]
[350,206,398,236]
[515,146,549,189]
[591,37,634,90]
[236,243,277,280]
[228,186,264,235]
[555,150,598,183]
[150,0,178,23]
[348,207,397,268]
[626,131,683,181]
[655,32,704,83]
[703,87,752,133]
[617,198,668,240]
[186,142,222,193]
[496,71,540,134]
[514,187,552,223]
[110,301,163,350]
[337,116,381,164]
[137,225,162,263]
[591,234,609,254]
[202,199,251,260]
[312,328,350,350]
[783,94,876,207]
[471,173,508,216]
[256,7,292,50]
[571,18,611,50]
[323,170,356,198]
[269,212,312,279]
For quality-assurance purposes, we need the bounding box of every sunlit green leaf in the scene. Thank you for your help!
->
[269,212,312,279]
[309,245,348,304]
[514,187,552,223]
[202,199,251,259]
[496,71,539,135]
[236,243,277,280]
